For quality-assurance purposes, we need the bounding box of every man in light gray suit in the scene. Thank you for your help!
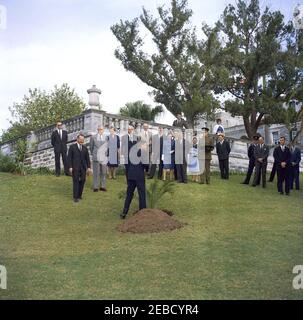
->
[90,125,108,192]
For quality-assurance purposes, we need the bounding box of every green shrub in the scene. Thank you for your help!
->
[0,152,17,173]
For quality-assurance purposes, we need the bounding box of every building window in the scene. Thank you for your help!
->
[272,131,279,145]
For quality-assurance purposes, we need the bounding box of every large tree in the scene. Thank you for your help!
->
[119,101,163,122]
[111,0,219,128]
[1,83,85,143]
[202,0,303,138]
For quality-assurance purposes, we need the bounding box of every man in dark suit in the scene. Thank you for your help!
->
[216,133,231,180]
[289,144,301,190]
[273,137,291,195]
[67,133,91,202]
[242,135,260,184]
[121,125,139,179]
[120,127,146,219]
[175,130,187,183]
[149,126,164,179]
[252,136,269,188]
[51,121,69,176]
[173,113,189,129]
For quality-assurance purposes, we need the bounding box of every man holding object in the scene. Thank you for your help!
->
[68,134,92,202]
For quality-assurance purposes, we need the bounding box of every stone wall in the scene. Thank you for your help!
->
[1,109,303,173]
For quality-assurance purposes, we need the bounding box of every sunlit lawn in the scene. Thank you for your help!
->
[0,171,303,300]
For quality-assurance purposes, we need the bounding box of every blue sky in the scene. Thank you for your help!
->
[0,0,297,131]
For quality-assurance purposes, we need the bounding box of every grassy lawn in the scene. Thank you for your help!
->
[0,171,303,300]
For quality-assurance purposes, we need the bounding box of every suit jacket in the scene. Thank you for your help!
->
[216,140,231,161]
[121,134,144,181]
[198,136,214,160]
[121,134,139,165]
[51,129,68,153]
[151,134,163,164]
[173,118,189,129]
[89,134,108,162]
[254,144,269,163]
[273,146,291,168]
[290,147,301,166]
[248,144,257,163]
[175,138,187,165]
[67,143,91,173]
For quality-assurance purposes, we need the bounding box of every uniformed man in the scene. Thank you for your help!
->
[198,127,214,185]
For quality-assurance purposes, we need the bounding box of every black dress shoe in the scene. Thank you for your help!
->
[93,189,98,192]
[280,192,284,195]
[74,198,79,203]
[242,182,249,185]
[100,188,107,192]
[120,213,126,219]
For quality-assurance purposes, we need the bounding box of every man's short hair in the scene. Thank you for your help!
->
[280,136,286,140]
[77,133,85,139]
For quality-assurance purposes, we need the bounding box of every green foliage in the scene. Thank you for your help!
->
[119,101,163,121]
[118,177,175,209]
[203,0,303,138]
[0,152,17,173]
[1,83,85,143]
[146,178,175,208]
[111,0,219,127]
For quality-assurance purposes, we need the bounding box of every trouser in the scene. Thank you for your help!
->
[219,158,229,179]
[149,162,163,179]
[253,161,267,187]
[54,150,68,175]
[290,165,300,190]
[93,162,107,189]
[269,162,277,182]
[108,167,117,179]
[200,159,211,184]
[277,166,290,194]
[176,164,187,183]
[123,179,146,215]
[243,160,255,184]
[72,169,86,199]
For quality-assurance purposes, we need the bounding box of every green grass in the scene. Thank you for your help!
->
[0,172,303,300]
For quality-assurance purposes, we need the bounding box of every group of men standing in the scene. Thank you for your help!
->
[242,135,301,195]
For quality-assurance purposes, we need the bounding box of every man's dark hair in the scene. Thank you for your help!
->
[77,133,85,139]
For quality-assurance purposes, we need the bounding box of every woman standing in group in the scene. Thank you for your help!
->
[162,131,175,180]
[107,127,120,179]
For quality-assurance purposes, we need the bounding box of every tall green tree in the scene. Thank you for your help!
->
[111,0,219,128]
[1,83,85,143]
[202,0,303,138]
[120,101,163,122]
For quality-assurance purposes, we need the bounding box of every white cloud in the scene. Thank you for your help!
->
[0,29,175,131]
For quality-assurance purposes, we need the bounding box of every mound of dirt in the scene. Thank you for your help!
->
[118,208,184,234]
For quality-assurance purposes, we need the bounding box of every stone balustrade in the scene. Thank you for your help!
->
[1,109,302,173]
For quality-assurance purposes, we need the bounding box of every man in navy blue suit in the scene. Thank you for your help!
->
[120,126,146,219]
[289,144,301,190]
[273,136,291,195]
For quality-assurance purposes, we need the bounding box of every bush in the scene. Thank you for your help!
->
[0,152,17,173]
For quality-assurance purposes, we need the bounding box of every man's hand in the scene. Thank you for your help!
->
[281,162,286,168]
[87,168,92,176]
[258,158,263,162]
[69,168,73,174]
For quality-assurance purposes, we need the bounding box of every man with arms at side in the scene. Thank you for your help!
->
[242,135,260,185]
[289,143,301,191]
[90,125,108,192]
[216,133,231,180]
[68,134,91,202]
[51,121,69,177]
[273,137,291,195]
[252,136,269,188]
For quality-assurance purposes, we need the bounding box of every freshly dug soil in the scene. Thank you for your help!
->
[118,208,184,234]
